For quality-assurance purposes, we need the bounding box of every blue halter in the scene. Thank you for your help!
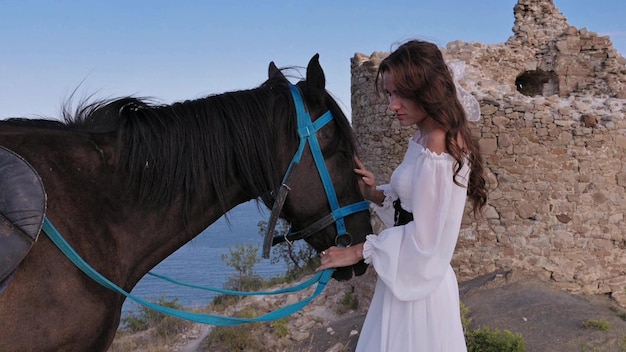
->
[262,84,369,257]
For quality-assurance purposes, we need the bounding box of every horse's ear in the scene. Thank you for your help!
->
[306,54,326,93]
[268,62,286,81]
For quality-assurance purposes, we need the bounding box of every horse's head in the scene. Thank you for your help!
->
[264,55,373,281]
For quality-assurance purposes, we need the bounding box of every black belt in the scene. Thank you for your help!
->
[393,199,413,226]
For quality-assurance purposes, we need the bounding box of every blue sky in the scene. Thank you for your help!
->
[1,0,624,119]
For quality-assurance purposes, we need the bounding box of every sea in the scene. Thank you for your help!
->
[121,200,289,317]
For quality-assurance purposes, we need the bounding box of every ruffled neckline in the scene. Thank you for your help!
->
[408,138,455,161]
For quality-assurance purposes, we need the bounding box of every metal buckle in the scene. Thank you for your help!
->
[335,233,352,247]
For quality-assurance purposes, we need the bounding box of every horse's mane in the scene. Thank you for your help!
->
[57,77,292,214]
[315,88,357,161]
[3,73,358,216]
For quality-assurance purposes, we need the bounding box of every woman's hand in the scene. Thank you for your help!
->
[354,156,383,205]
[316,243,364,272]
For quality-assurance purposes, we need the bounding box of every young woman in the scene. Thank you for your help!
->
[316,40,488,351]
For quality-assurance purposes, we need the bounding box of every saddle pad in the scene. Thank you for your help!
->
[0,145,47,280]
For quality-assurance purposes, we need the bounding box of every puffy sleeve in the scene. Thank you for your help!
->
[370,184,397,229]
[362,153,459,301]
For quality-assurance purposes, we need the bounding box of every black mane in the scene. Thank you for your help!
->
[4,74,358,215]
[64,77,294,213]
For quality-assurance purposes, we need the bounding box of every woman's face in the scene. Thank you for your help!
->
[383,72,428,127]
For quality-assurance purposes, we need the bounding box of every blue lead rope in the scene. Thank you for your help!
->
[42,218,334,326]
[146,270,325,296]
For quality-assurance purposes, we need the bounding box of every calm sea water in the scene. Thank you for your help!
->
[122,200,288,316]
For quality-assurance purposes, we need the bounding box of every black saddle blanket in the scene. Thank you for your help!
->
[0,145,46,285]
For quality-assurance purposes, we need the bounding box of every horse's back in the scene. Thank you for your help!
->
[0,123,124,351]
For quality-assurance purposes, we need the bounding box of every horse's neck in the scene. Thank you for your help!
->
[0,121,269,289]
[120,182,253,287]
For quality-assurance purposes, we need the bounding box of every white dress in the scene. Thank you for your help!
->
[356,137,469,352]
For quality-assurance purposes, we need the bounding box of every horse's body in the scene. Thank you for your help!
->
[0,56,372,351]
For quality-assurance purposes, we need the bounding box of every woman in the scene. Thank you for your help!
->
[316,40,487,351]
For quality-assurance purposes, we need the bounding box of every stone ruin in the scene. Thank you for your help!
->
[350,0,626,305]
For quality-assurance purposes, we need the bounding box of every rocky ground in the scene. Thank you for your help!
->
[113,269,626,352]
[459,270,626,352]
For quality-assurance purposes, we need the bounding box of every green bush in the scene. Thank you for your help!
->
[582,319,610,331]
[466,327,526,352]
[210,244,269,313]
[461,302,471,331]
[211,293,239,308]
[271,318,289,338]
[461,302,526,352]
[223,273,265,293]
[206,324,260,351]
[203,305,266,352]
[336,291,359,314]
[258,219,318,278]
[122,296,187,333]
[221,243,262,291]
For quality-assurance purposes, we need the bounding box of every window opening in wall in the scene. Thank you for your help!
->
[515,69,559,97]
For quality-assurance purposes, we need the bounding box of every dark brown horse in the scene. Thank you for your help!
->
[0,55,372,351]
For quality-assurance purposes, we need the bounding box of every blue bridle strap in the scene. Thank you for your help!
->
[288,84,348,236]
[267,85,369,249]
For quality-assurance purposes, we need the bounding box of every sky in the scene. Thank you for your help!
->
[1,0,625,120]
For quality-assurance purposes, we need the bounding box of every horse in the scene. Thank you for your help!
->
[0,55,372,351]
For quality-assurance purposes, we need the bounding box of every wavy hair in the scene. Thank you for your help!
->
[376,40,487,216]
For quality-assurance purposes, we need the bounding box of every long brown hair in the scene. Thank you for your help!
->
[376,40,487,216]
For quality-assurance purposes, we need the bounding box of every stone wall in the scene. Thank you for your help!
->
[351,0,626,304]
